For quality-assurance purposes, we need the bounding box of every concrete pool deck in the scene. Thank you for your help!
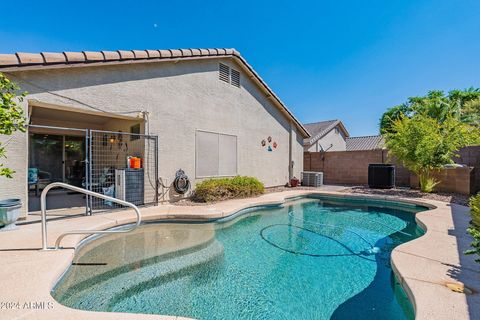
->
[0,189,478,319]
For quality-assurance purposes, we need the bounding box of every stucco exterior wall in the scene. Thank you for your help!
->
[2,58,304,216]
[0,100,28,216]
[304,126,346,152]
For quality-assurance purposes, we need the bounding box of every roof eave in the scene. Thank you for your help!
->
[0,48,310,138]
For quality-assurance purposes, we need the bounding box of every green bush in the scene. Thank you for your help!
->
[194,176,264,202]
[465,193,480,263]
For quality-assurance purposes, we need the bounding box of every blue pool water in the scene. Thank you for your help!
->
[53,196,427,319]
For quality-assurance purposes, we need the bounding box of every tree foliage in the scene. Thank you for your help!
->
[384,114,479,192]
[465,193,480,263]
[380,88,480,134]
[0,73,26,178]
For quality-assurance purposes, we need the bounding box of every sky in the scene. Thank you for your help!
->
[1,0,479,136]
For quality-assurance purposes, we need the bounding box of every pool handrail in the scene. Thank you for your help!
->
[40,182,142,250]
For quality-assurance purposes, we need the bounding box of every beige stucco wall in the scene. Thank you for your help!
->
[305,126,346,152]
[1,58,305,216]
[0,100,28,215]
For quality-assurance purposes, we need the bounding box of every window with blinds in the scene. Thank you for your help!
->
[196,130,237,178]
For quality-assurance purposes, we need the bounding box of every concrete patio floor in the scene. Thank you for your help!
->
[0,188,478,320]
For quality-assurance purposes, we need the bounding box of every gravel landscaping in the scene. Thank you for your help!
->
[341,186,470,206]
[173,185,471,207]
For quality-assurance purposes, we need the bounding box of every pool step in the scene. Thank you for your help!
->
[55,239,225,311]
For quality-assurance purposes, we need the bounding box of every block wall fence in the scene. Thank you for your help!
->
[304,146,479,195]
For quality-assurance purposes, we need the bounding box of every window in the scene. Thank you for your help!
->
[130,123,141,141]
[196,130,237,177]
[219,63,241,87]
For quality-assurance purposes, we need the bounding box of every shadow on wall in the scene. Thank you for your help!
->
[9,59,219,95]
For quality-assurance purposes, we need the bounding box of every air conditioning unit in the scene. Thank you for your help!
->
[368,164,395,189]
[115,169,145,205]
[301,171,324,187]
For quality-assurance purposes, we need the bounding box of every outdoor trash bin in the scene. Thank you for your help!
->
[0,198,22,231]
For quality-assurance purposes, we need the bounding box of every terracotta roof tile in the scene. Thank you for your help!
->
[179,49,192,57]
[0,47,309,138]
[132,50,148,59]
[64,51,86,63]
[41,52,66,64]
[16,52,44,64]
[102,51,121,61]
[158,49,171,58]
[146,50,160,58]
[207,48,218,55]
[190,49,201,56]
[83,51,104,62]
[117,50,135,60]
[0,54,19,66]
[170,49,182,58]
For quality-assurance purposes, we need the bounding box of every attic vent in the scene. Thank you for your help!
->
[231,69,240,87]
[219,63,230,83]
[219,63,241,88]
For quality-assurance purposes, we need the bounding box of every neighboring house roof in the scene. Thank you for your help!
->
[346,135,385,151]
[0,48,309,138]
[303,119,349,146]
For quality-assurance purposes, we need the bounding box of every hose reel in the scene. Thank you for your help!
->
[173,169,190,194]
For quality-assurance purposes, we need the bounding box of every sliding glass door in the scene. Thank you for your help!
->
[29,133,86,187]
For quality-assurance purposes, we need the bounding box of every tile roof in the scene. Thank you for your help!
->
[0,48,310,138]
[0,49,240,68]
[346,135,385,151]
[303,119,349,146]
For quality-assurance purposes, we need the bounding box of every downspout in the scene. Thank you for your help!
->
[289,121,293,181]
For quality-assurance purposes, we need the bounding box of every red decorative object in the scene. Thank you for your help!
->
[273,142,277,148]
[267,136,272,142]
[290,177,299,187]
[261,139,266,146]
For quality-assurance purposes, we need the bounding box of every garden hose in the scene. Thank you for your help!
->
[173,169,190,194]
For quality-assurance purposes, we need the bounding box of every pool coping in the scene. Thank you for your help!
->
[0,189,478,320]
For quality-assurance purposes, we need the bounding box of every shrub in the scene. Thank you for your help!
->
[193,176,265,202]
[1,73,26,178]
[418,175,440,193]
[465,193,480,263]
[384,114,479,193]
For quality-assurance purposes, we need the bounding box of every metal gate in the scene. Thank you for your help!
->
[28,125,159,213]
[87,130,158,212]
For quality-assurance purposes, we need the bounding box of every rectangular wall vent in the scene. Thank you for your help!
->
[219,63,230,83]
[231,69,240,87]
[219,63,240,88]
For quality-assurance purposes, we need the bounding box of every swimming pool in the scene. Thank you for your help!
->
[53,195,427,319]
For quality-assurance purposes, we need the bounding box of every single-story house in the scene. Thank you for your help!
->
[303,120,349,152]
[303,119,384,152]
[0,48,309,218]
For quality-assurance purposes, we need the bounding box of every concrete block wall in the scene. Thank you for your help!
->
[304,150,386,185]
[304,145,479,195]
[410,167,475,195]
[456,146,480,193]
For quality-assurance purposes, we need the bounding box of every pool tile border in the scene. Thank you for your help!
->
[0,189,478,320]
